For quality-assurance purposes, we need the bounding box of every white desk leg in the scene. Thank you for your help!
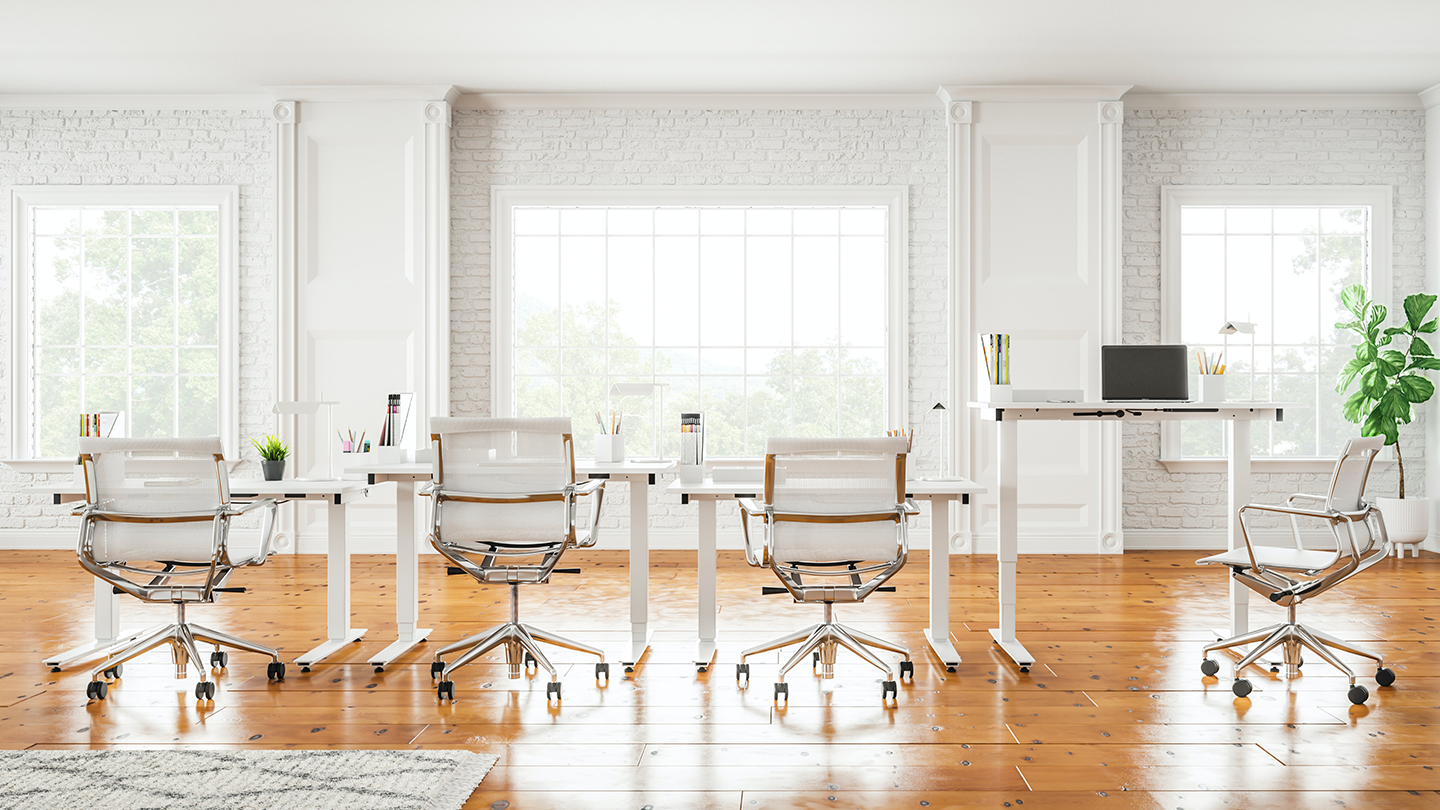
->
[925,496,961,670]
[622,474,653,669]
[695,497,717,669]
[370,479,432,671]
[989,417,1035,671]
[44,580,154,670]
[296,498,366,670]
[1228,419,1253,638]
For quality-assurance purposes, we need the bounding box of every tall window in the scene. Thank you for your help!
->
[494,188,906,458]
[1162,186,1391,461]
[10,187,238,459]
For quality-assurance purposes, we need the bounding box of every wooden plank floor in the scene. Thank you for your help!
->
[1,547,1438,809]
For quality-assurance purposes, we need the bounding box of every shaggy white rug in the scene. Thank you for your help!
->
[0,749,496,810]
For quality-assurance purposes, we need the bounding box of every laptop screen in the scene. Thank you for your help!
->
[1101,345,1190,401]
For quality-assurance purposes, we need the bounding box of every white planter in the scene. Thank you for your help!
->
[1376,497,1429,554]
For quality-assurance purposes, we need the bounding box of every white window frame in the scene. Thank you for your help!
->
[1159,184,1392,472]
[491,185,909,446]
[8,185,241,463]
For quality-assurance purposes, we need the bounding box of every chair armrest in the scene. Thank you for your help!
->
[574,478,606,548]
[223,498,275,516]
[228,499,279,566]
[737,498,770,567]
[901,499,921,516]
[1287,493,1326,506]
[573,478,604,495]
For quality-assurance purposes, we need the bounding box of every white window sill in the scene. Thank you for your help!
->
[2,458,243,474]
[1158,457,1396,474]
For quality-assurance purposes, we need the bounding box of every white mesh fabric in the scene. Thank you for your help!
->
[765,437,908,563]
[1326,436,1384,553]
[80,437,226,564]
[432,417,574,546]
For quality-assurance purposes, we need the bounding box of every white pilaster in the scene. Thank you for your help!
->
[423,98,454,423]
[937,90,973,554]
[271,99,298,553]
[1098,100,1124,553]
[1423,83,1439,553]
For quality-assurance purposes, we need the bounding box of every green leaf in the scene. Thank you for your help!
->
[1381,388,1412,422]
[1377,350,1406,375]
[1361,406,1389,439]
[1409,356,1440,371]
[1335,320,1363,332]
[1356,342,1377,363]
[1378,333,1393,346]
[1341,284,1369,318]
[1361,368,1388,398]
[1337,357,1367,392]
[1398,374,1436,403]
[1405,293,1438,331]
[1420,318,1438,334]
[1411,336,1433,357]
[1367,303,1388,332]
[1383,327,1409,337]
[1341,391,1369,423]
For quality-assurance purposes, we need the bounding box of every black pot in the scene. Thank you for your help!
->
[261,459,287,481]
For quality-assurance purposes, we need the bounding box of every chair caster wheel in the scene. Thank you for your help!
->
[736,663,750,684]
[210,651,228,669]
[546,682,561,702]
[267,662,285,680]
[812,652,820,669]
[1232,678,1252,698]
[85,680,108,700]
[1018,666,1030,674]
[882,680,898,701]
[1348,684,1370,705]
[103,664,123,679]
[1200,658,1219,677]
[431,660,446,679]
[596,662,610,681]
[946,666,956,673]
[525,653,537,671]
[1376,667,1396,687]
[624,666,634,673]
[374,666,384,673]
[437,680,455,700]
[195,681,215,700]
[899,661,914,680]
[300,666,311,673]
[774,682,788,703]
[697,666,708,673]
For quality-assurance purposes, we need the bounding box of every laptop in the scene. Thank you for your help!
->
[1101,344,1191,402]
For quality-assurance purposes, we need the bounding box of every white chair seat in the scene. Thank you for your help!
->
[1198,546,1337,571]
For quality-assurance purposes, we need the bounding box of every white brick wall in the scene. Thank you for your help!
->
[0,109,275,532]
[1122,108,1427,531]
[449,108,949,532]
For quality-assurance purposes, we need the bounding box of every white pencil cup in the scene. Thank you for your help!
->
[1199,375,1227,402]
[982,383,1014,404]
[594,434,625,463]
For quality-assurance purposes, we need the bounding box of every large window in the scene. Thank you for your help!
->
[1162,186,1391,461]
[493,188,907,458]
[10,187,238,459]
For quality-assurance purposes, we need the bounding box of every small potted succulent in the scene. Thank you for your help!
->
[252,434,290,481]
[1336,284,1439,549]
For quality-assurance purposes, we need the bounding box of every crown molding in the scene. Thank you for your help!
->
[264,85,461,103]
[1124,92,1424,110]
[455,92,938,111]
[935,84,1131,102]
[1421,82,1440,110]
[0,94,270,110]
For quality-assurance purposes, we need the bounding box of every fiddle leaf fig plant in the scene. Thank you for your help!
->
[1335,284,1440,498]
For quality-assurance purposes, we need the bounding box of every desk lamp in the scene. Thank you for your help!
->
[273,399,339,480]
[1219,320,1257,401]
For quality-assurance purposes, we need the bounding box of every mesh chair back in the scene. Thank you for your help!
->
[80,437,227,564]
[764,437,909,563]
[1325,435,1385,553]
[431,417,575,546]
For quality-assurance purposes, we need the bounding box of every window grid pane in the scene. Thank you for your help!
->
[1178,205,1368,459]
[30,205,221,457]
[514,205,888,457]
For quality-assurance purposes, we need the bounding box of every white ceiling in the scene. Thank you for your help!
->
[3,0,1439,96]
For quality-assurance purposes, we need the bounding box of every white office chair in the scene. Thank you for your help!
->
[1198,435,1396,705]
[74,437,284,701]
[736,437,918,703]
[426,417,608,702]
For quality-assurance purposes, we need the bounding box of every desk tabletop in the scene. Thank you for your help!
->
[969,400,1304,411]
[666,477,984,497]
[345,459,678,478]
[24,478,372,502]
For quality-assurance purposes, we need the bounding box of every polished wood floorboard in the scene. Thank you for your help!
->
[1,548,1438,809]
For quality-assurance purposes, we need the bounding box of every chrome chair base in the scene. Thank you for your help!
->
[87,603,281,698]
[1205,606,1384,685]
[432,583,605,701]
[739,603,911,685]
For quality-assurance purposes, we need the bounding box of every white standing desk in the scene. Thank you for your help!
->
[969,401,1301,671]
[23,479,373,672]
[666,476,986,671]
[347,458,676,671]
